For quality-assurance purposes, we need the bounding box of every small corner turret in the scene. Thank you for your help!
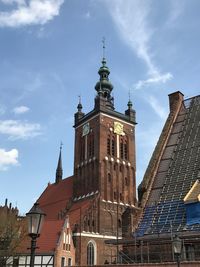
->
[125,98,136,123]
[74,96,85,125]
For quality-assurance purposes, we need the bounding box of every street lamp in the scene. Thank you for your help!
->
[26,203,46,267]
[172,235,182,267]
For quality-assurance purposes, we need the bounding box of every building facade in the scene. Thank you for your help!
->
[123,92,200,263]
[18,55,138,266]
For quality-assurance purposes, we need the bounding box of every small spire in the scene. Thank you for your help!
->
[77,95,83,112]
[55,143,63,184]
[127,90,133,109]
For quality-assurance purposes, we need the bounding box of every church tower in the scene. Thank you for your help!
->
[73,48,137,264]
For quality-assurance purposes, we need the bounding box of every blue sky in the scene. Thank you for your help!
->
[0,0,200,215]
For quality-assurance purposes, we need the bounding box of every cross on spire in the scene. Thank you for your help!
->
[60,141,63,151]
[102,37,106,59]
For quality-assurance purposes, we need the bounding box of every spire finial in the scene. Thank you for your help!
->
[102,37,106,59]
[60,141,63,151]
[78,95,81,104]
[127,90,133,109]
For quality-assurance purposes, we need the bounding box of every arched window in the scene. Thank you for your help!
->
[87,240,97,265]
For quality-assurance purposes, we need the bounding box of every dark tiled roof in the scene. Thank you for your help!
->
[136,95,200,237]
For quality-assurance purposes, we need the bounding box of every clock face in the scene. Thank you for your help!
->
[82,122,90,136]
[114,122,125,135]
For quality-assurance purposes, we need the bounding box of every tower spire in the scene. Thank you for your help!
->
[94,39,114,110]
[55,142,63,184]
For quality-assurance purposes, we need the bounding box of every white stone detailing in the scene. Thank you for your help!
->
[73,232,122,239]
[123,161,125,165]
[93,156,96,161]
[116,134,119,158]
[128,162,131,166]
[105,156,108,160]
[116,159,120,163]
[110,127,113,131]
[111,157,114,162]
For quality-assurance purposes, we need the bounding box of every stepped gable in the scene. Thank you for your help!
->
[38,176,73,220]
[136,94,200,237]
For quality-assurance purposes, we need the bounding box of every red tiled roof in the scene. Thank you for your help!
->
[37,219,64,253]
[37,176,73,220]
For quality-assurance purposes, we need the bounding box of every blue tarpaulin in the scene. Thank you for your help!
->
[185,202,200,225]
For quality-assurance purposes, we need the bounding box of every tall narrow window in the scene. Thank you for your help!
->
[112,137,115,156]
[107,138,111,155]
[68,258,72,266]
[108,173,111,182]
[87,241,96,265]
[61,257,65,267]
[91,135,94,156]
[124,141,128,160]
[120,142,124,159]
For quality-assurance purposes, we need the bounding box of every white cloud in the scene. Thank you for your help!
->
[147,95,167,120]
[0,120,41,139]
[0,148,19,171]
[104,0,172,88]
[13,105,30,114]
[135,72,173,90]
[0,0,64,27]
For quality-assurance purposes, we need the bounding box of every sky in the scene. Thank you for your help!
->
[0,0,200,215]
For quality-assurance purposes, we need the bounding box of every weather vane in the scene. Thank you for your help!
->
[60,141,63,150]
[128,89,131,101]
[102,37,106,58]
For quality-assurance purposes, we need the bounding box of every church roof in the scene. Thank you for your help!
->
[136,93,200,237]
[37,219,65,253]
[38,176,73,220]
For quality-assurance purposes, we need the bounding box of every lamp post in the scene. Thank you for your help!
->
[26,203,46,267]
[172,235,182,267]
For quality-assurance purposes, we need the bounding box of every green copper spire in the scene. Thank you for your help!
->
[94,39,114,110]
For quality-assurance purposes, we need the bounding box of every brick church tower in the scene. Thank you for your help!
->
[72,53,138,264]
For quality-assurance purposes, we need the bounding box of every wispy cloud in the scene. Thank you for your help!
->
[104,0,172,89]
[0,0,64,27]
[13,105,30,115]
[0,120,41,139]
[166,0,185,27]
[0,148,19,171]
[147,95,167,119]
